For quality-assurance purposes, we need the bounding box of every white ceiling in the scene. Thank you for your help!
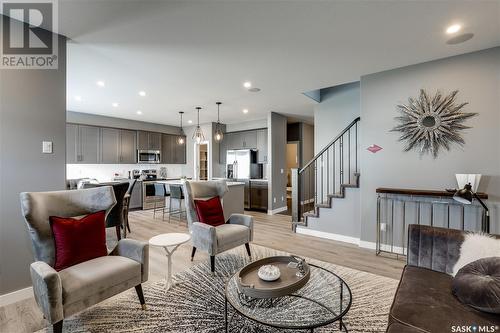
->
[52,1,500,126]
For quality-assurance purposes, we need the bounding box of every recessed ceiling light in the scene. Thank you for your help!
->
[243,109,249,114]
[139,91,146,97]
[136,110,142,115]
[112,102,119,107]
[243,81,252,89]
[74,96,82,101]
[446,24,461,34]
[96,80,105,87]
[188,120,193,124]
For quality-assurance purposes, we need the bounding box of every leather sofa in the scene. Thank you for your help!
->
[386,224,499,333]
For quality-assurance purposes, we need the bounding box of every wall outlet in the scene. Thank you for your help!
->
[380,223,387,232]
[280,168,284,174]
[273,197,276,203]
[281,196,284,202]
[42,141,53,154]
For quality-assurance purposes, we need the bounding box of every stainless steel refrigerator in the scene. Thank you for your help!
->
[226,149,263,209]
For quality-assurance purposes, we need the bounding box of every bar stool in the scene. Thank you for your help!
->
[122,179,137,236]
[144,183,168,219]
[167,184,185,223]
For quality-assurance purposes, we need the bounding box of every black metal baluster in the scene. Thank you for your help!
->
[340,135,344,185]
[333,143,336,194]
[348,128,351,184]
[327,147,330,196]
[355,121,358,173]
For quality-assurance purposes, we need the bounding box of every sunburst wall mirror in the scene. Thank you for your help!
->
[390,89,477,158]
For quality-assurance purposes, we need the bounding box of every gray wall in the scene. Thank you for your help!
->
[315,82,360,153]
[301,123,314,166]
[67,111,181,135]
[0,22,67,294]
[225,118,267,133]
[268,112,287,212]
[360,47,500,242]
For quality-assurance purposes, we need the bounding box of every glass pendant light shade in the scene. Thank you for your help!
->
[177,111,185,145]
[192,107,205,144]
[214,102,224,142]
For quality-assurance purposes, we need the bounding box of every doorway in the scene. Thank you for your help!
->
[284,142,299,215]
[195,142,209,180]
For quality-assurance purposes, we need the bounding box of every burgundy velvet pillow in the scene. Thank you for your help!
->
[49,210,108,271]
[194,196,226,227]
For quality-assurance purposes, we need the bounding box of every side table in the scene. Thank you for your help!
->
[149,233,191,290]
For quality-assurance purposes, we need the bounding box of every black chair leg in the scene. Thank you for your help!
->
[210,256,215,272]
[191,247,197,261]
[135,284,146,310]
[115,225,121,241]
[245,243,251,257]
[52,320,63,333]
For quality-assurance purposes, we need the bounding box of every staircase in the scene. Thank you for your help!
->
[291,117,360,230]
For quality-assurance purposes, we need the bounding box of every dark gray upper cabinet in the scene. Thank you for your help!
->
[137,131,162,150]
[161,134,186,164]
[78,125,100,163]
[174,136,186,164]
[161,134,174,164]
[100,127,120,164]
[66,124,78,164]
[120,130,137,163]
[242,131,257,148]
[149,132,161,150]
[256,129,268,163]
[219,136,227,164]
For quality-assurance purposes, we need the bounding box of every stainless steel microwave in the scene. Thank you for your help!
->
[137,150,161,164]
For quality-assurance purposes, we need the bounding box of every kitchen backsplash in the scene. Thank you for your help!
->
[66,164,186,182]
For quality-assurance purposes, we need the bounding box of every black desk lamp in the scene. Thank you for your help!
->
[453,183,490,233]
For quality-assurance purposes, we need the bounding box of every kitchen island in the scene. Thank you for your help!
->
[149,180,245,221]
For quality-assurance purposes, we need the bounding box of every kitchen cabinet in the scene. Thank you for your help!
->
[161,134,186,164]
[137,131,162,150]
[100,127,120,163]
[242,131,257,148]
[250,180,268,211]
[256,129,268,163]
[120,129,137,163]
[67,124,100,164]
[101,128,137,164]
[219,137,227,164]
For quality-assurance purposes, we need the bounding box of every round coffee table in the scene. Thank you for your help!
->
[149,233,191,290]
[224,262,352,332]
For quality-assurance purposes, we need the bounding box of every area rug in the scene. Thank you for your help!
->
[38,245,399,332]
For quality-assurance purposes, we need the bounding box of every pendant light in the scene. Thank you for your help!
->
[214,102,224,142]
[177,111,185,145]
[192,107,205,144]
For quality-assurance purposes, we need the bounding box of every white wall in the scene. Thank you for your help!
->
[360,47,500,242]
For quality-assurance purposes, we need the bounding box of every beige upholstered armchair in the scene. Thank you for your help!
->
[183,180,253,272]
[19,187,149,333]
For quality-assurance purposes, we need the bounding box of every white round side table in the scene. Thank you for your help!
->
[149,233,191,290]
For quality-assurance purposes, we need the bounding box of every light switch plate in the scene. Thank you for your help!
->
[42,141,53,154]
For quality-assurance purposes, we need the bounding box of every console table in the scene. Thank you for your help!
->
[375,188,488,259]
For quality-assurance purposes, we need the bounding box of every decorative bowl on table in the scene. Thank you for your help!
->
[237,256,310,299]
[258,265,281,281]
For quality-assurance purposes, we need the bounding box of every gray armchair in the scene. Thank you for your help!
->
[20,187,149,333]
[183,180,253,272]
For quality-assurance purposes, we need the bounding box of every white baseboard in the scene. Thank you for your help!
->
[267,206,287,215]
[0,286,33,307]
[359,240,405,254]
[295,227,360,246]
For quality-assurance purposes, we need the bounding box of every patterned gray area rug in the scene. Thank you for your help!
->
[38,245,398,333]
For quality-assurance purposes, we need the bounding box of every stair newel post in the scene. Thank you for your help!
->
[291,168,300,228]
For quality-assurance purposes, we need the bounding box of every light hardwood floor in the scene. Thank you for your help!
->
[0,210,404,333]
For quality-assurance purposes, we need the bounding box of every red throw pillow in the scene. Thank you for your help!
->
[194,196,226,227]
[49,210,108,271]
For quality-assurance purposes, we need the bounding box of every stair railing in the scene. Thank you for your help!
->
[292,117,360,229]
